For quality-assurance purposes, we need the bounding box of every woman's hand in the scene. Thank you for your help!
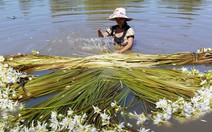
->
[98,28,104,37]
[114,50,122,54]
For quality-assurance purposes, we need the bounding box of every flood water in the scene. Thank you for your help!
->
[0,0,212,131]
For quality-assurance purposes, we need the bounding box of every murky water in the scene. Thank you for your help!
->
[1,0,212,56]
[0,0,212,131]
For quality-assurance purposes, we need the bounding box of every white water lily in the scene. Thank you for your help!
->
[115,122,125,131]
[92,105,101,114]
[129,111,148,126]
[100,110,110,126]
[60,117,74,130]
[191,95,201,105]
[181,67,188,72]
[0,63,25,87]
[73,115,82,125]
[100,110,110,121]
[35,121,48,132]
[50,111,60,130]
[50,111,57,120]
[31,49,40,55]
[197,88,212,99]
[50,119,60,131]
[115,106,121,112]
[111,101,117,107]
[156,98,166,109]
[181,102,193,118]
[200,80,207,85]
[138,127,150,132]
[67,108,74,116]
[172,102,180,113]
[0,56,5,62]
[77,124,92,132]
[28,126,36,132]
[0,63,8,71]
[153,112,164,125]
[10,126,21,132]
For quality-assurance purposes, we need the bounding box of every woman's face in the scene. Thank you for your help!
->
[115,18,126,27]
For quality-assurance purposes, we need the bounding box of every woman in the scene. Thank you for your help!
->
[98,7,135,54]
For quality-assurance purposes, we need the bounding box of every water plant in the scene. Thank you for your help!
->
[0,48,211,131]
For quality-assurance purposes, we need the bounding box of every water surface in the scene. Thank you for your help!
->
[1,0,212,56]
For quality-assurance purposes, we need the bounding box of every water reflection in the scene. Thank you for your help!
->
[158,0,203,21]
[48,0,147,21]
[18,0,46,16]
[18,0,33,16]
[84,0,146,22]
[160,0,203,10]
[83,0,131,11]
[49,0,81,13]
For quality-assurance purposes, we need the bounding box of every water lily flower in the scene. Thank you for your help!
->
[50,111,60,130]
[181,67,188,72]
[73,115,83,125]
[100,110,110,126]
[35,121,47,132]
[111,101,117,107]
[92,105,101,114]
[100,110,110,121]
[117,122,125,131]
[156,98,171,110]
[138,127,150,132]
[153,112,164,125]
[77,124,92,132]
[67,108,74,116]
[0,56,5,62]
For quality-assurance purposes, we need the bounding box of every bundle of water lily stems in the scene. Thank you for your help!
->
[2,48,211,72]
[1,48,211,129]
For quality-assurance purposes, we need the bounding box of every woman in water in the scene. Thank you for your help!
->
[98,7,134,53]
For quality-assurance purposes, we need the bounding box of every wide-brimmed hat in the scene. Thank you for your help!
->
[108,7,133,21]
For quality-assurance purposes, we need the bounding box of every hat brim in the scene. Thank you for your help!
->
[107,17,133,21]
[107,16,133,21]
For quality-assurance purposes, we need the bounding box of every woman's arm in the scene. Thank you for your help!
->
[114,37,134,53]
